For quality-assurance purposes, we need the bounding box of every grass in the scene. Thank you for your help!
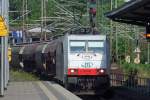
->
[10,69,40,82]
[121,63,150,78]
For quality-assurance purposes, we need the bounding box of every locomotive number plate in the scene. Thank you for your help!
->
[78,69,97,75]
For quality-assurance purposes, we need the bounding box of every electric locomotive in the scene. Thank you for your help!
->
[48,28,110,94]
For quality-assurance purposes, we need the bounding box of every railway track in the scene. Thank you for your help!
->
[79,95,107,100]
[77,87,114,100]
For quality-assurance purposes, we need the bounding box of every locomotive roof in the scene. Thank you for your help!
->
[69,27,100,35]
[68,34,106,41]
[51,27,106,40]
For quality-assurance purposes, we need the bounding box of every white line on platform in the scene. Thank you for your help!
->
[37,81,58,100]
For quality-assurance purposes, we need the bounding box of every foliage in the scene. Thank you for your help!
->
[10,69,39,81]
[121,63,150,78]
[9,0,149,64]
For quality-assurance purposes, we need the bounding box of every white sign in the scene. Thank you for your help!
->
[134,47,141,53]
[125,55,130,63]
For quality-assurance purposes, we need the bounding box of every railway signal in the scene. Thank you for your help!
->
[88,0,96,28]
[144,22,150,41]
[144,33,150,40]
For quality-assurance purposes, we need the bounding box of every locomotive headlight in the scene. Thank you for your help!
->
[100,69,104,73]
[71,69,75,73]
[97,69,105,75]
[68,69,78,75]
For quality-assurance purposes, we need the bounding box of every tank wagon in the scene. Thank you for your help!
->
[11,28,110,94]
[11,42,46,72]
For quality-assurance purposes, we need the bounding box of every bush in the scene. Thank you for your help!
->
[10,69,39,82]
[121,63,150,78]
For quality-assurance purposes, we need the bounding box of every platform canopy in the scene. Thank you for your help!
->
[105,0,150,26]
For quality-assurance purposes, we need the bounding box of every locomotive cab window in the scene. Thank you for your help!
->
[70,41,85,52]
[88,41,104,53]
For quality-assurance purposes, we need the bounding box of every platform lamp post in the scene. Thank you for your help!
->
[0,16,8,96]
[148,43,150,64]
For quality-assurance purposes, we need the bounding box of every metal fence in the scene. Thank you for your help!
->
[110,73,150,96]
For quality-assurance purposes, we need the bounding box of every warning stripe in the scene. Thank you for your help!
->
[37,81,58,100]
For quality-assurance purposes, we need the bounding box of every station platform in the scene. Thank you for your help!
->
[0,81,81,100]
